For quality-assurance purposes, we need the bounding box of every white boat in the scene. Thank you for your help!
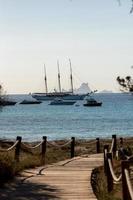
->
[32,60,88,101]
[83,97,102,107]
[49,98,76,105]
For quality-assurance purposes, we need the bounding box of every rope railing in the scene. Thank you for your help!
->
[121,160,133,200]
[117,142,133,161]
[22,141,43,149]
[104,135,124,192]
[47,139,96,148]
[105,148,107,155]
[127,155,133,161]
[108,159,122,182]
[124,168,133,200]
[0,140,19,152]
[103,135,133,200]
[46,139,72,148]
[105,152,122,192]
[0,136,101,165]
[0,136,46,163]
[46,138,76,158]
[110,138,114,153]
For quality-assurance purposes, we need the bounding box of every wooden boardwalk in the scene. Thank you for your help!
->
[0,153,103,200]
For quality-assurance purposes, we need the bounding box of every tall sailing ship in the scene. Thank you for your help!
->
[32,60,88,101]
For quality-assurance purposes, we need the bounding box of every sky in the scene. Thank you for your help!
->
[0,0,133,94]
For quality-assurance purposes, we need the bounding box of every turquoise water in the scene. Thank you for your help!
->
[0,93,133,141]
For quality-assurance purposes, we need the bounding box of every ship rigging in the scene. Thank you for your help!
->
[32,60,88,101]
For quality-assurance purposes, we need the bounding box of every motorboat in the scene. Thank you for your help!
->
[49,98,76,105]
[19,100,42,104]
[83,98,102,107]
[0,100,17,106]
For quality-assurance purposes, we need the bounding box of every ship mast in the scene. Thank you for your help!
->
[57,60,62,93]
[69,59,74,93]
[44,64,48,94]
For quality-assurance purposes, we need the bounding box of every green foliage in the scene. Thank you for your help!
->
[116,76,133,92]
[118,0,133,13]
[130,0,133,13]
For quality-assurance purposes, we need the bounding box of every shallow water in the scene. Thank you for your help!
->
[0,93,133,141]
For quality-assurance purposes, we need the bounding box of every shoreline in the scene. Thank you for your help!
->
[0,136,133,158]
[1,135,133,142]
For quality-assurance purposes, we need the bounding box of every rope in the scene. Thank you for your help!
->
[127,155,133,161]
[87,140,96,145]
[22,141,43,149]
[125,169,133,200]
[108,159,122,182]
[110,138,114,153]
[104,149,107,156]
[47,139,72,148]
[0,140,19,152]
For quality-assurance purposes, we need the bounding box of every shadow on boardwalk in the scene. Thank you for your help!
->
[0,155,103,200]
[0,179,60,200]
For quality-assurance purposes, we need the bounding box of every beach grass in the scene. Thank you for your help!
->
[92,164,122,200]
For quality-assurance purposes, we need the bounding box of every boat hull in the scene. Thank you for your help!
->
[20,100,42,105]
[83,102,102,107]
[0,101,17,106]
[49,101,76,105]
[32,93,87,101]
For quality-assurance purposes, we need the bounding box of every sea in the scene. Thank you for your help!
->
[0,93,133,142]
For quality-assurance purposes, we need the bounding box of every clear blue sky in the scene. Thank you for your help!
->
[0,0,133,93]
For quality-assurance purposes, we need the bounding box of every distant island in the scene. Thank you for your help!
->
[63,83,113,94]
[99,90,113,93]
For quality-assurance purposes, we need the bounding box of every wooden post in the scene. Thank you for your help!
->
[104,145,109,175]
[71,137,75,158]
[112,134,117,157]
[14,136,22,162]
[106,152,113,192]
[96,138,100,153]
[41,136,47,165]
[121,160,131,200]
